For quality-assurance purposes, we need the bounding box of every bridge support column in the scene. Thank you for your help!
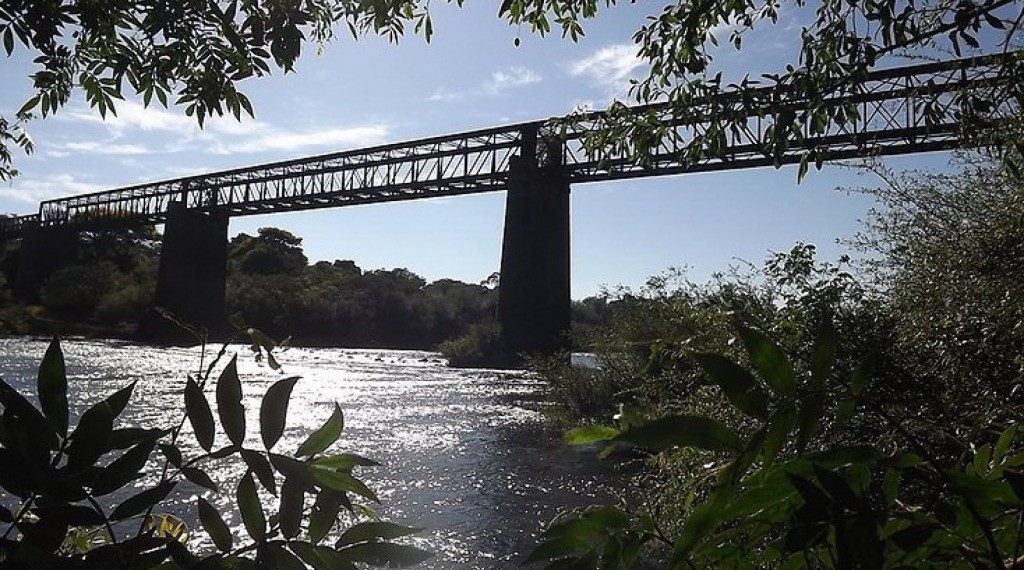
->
[498,151,571,358]
[140,202,228,343]
[14,224,79,302]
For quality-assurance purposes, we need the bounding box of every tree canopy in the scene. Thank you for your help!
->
[1,0,1022,179]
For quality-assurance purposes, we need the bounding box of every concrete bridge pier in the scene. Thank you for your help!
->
[14,224,79,302]
[140,201,229,343]
[498,133,572,358]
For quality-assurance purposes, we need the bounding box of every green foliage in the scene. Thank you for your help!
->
[35,227,160,325]
[225,233,499,350]
[528,156,1024,567]
[530,324,1024,568]
[436,322,519,369]
[0,334,431,569]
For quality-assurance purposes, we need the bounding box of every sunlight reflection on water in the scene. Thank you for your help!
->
[0,337,623,569]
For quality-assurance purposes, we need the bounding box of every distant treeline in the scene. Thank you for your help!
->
[0,226,612,350]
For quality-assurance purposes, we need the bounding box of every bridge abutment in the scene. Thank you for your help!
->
[14,224,79,302]
[498,148,571,358]
[139,202,229,343]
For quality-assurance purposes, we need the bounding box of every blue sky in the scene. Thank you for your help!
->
[0,2,957,298]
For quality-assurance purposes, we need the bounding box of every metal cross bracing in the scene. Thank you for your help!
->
[1,51,1019,237]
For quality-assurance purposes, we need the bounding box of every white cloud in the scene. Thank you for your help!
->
[569,44,645,90]
[427,89,464,103]
[64,101,195,137]
[59,141,153,155]
[57,100,390,157]
[213,125,389,154]
[428,66,542,102]
[0,174,103,205]
[484,66,542,95]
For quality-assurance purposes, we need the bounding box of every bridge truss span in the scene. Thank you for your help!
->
[558,53,1022,181]
[36,125,526,227]
[1,51,1018,235]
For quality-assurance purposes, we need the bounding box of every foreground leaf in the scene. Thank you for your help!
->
[110,481,176,521]
[198,497,232,552]
[184,377,215,451]
[297,403,344,457]
[237,471,266,542]
[739,327,795,397]
[691,352,770,420]
[338,542,432,567]
[216,356,246,447]
[338,522,423,546]
[260,376,300,450]
[615,415,743,452]
[37,336,69,438]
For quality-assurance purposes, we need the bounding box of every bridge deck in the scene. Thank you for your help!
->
[2,52,1020,235]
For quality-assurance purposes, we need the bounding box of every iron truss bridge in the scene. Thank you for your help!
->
[1,51,1020,236]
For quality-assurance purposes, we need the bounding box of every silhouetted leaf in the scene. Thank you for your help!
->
[297,403,344,457]
[185,377,215,452]
[182,467,218,491]
[37,336,68,437]
[338,542,433,567]
[338,522,423,546]
[266,542,308,570]
[66,399,115,472]
[672,494,726,559]
[260,376,299,450]
[91,439,156,496]
[159,443,182,468]
[242,449,278,495]
[810,320,838,390]
[279,477,304,539]
[312,453,381,471]
[198,497,232,552]
[33,504,105,526]
[1005,470,1024,500]
[797,394,824,452]
[312,466,379,503]
[216,356,246,447]
[0,378,58,451]
[237,471,266,541]
[290,542,358,570]
[105,382,136,419]
[739,327,795,396]
[309,490,345,544]
[110,481,175,521]
[270,453,316,490]
[691,352,770,420]
[107,428,168,450]
[764,405,797,462]
[889,524,935,551]
[615,415,743,452]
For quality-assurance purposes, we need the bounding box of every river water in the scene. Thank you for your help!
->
[0,337,623,568]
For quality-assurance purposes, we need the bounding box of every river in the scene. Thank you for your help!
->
[0,337,623,568]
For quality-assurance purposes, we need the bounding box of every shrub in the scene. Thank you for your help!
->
[0,334,431,569]
[437,322,519,369]
[528,324,1024,568]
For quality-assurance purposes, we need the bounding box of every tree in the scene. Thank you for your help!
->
[2,0,1021,179]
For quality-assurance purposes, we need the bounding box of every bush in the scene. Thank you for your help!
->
[528,324,1024,568]
[0,334,431,569]
[437,322,519,369]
